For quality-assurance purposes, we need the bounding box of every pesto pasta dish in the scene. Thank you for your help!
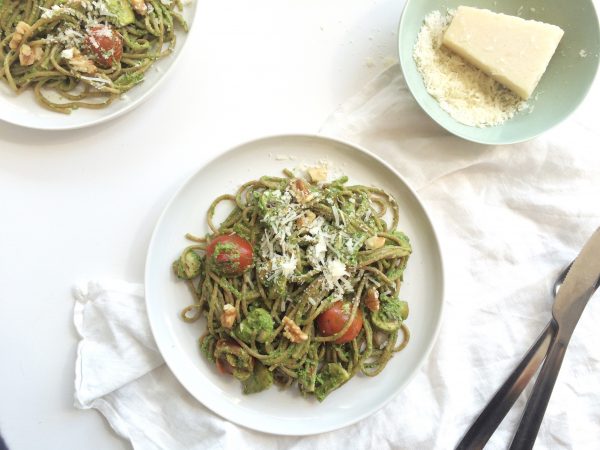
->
[0,0,188,113]
[172,166,412,401]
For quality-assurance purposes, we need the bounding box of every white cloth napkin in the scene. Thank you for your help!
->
[74,64,600,450]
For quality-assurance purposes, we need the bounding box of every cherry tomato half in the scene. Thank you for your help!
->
[214,339,254,380]
[206,233,253,276]
[216,354,235,375]
[214,339,238,375]
[317,301,363,344]
[85,25,123,68]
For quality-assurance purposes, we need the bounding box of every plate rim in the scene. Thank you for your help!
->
[144,133,446,435]
[0,1,199,131]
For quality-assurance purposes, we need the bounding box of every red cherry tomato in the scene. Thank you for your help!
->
[214,339,254,380]
[317,301,363,344]
[85,25,123,68]
[216,356,234,375]
[214,339,238,375]
[206,233,253,276]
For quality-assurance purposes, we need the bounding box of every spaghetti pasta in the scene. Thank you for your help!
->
[173,167,412,401]
[0,0,188,113]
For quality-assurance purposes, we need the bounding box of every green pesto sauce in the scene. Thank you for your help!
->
[105,0,135,26]
[114,71,144,88]
[297,359,318,394]
[371,295,408,332]
[385,265,405,282]
[214,342,254,381]
[315,363,349,401]
[173,249,201,279]
[232,222,251,240]
[211,242,241,275]
[390,231,412,251]
[341,302,351,316]
[380,295,409,321]
[242,362,273,394]
[236,308,274,344]
[199,335,216,363]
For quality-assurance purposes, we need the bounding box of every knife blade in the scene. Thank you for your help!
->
[510,227,600,450]
[552,227,600,342]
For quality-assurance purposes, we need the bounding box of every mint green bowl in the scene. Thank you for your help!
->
[398,0,600,145]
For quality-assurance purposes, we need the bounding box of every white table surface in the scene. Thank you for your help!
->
[0,1,598,449]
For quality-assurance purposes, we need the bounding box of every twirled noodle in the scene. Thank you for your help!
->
[172,169,413,401]
[0,0,188,113]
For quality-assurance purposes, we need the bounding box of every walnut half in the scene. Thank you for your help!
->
[68,49,97,74]
[220,304,237,329]
[307,166,327,183]
[296,210,316,229]
[282,316,308,343]
[290,179,314,204]
[364,288,380,312]
[131,0,147,15]
[19,44,43,66]
[10,21,31,50]
[365,236,386,250]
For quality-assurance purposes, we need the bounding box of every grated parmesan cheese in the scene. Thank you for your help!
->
[278,254,297,278]
[327,259,347,279]
[413,10,528,127]
[61,48,74,59]
[255,170,367,301]
[331,205,340,227]
[40,5,63,19]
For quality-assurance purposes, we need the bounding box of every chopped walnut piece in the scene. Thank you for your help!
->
[373,330,388,349]
[282,316,308,343]
[290,179,314,204]
[296,210,316,228]
[131,0,148,15]
[220,304,237,329]
[364,288,380,312]
[19,44,43,66]
[307,166,327,183]
[68,48,97,74]
[10,21,31,50]
[365,236,386,250]
[15,21,31,35]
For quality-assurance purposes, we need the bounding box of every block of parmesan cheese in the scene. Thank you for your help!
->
[442,6,564,99]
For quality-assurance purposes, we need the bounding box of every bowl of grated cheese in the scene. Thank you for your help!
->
[398,0,600,145]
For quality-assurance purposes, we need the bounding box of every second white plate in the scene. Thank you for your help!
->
[145,134,444,435]
[0,2,198,130]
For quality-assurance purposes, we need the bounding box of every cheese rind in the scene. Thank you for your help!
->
[442,6,564,100]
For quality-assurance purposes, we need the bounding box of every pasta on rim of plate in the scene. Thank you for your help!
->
[0,0,189,113]
[172,165,413,401]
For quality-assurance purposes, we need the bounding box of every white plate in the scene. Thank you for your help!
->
[0,2,198,130]
[145,134,445,435]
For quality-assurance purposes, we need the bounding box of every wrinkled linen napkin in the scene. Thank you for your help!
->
[74,64,600,450]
